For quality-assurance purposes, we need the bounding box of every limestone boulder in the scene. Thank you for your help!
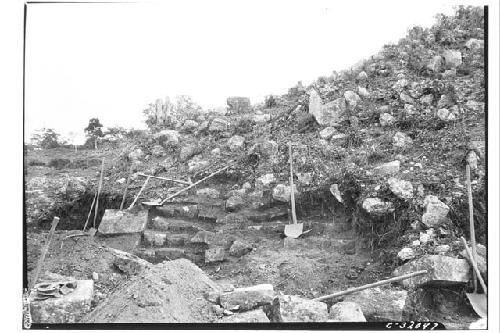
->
[344,90,362,110]
[265,295,328,322]
[220,284,274,311]
[155,130,180,147]
[362,198,394,215]
[227,135,245,152]
[421,195,450,228]
[319,127,337,140]
[397,247,415,261]
[388,177,414,199]
[393,132,413,148]
[379,113,395,127]
[393,255,470,288]
[442,50,462,69]
[205,247,225,263]
[179,144,202,161]
[309,89,346,126]
[181,119,199,133]
[427,55,443,73]
[343,288,407,321]
[329,302,366,322]
[229,240,253,257]
[209,118,232,133]
[220,309,270,323]
[373,160,400,175]
[272,184,298,203]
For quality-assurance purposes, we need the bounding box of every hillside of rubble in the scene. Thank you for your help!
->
[24,6,486,327]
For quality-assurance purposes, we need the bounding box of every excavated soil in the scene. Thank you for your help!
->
[83,259,219,323]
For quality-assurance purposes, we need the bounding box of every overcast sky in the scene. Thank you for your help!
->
[25,0,468,143]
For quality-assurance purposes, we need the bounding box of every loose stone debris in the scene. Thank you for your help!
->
[25,7,486,328]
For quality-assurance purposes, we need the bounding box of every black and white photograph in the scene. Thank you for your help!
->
[3,0,499,330]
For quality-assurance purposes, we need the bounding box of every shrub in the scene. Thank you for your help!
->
[30,128,61,149]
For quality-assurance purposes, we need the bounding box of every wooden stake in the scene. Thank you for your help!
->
[466,164,478,293]
[312,270,428,302]
[30,217,60,290]
[461,237,487,294]
[136,173,191,185]
[82,191,97,231]
[289,143,297,225]
[128,176,151,210]
[160,165,230,205]
[120,164,134,210]
[93,158,105,228]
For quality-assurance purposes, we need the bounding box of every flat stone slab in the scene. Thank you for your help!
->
[393,255,470,288]
[151,217,202,233]
[155,204,198,219]
[30,280,94,323]
[205,247,225,263]
[220,309,270,323]
[98,209,148,235]
[343,287,407,321]
[220,284,274,311]
[265,295,328,322]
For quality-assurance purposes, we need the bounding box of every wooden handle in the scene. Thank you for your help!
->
[466,164,478,293]
[93,158,105,228]
[313,270,428,302]
[289,143,297,225]
[136,173,191,185]
[30,217,60,290]
[128,176,151,210]
[461,237,487,295]
[160,165,230,205]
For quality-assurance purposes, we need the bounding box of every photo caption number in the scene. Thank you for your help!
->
[385,322,441,330]
[22,288,32,329]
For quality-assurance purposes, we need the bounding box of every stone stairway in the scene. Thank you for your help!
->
[99,192,356,266]
[133,201,219,265]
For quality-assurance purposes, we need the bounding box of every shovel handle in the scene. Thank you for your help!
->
[460,237,487,295]
[289,143,297,225]
[466,164,478,293]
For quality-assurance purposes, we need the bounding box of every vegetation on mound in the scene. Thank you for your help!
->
[27,6,485,252]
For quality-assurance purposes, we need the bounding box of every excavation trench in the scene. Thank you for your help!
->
[34,191,124,231]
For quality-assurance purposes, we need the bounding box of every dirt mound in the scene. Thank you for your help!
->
[27,231,146,302]
[83,259,219,323]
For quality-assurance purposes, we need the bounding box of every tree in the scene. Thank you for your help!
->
[143,95,203,131]
[84,118,104,149]
[30,128,61,149]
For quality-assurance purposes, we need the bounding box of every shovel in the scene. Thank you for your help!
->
[284,143,303,238]
[461,237,487,318]
[462,164,487,318]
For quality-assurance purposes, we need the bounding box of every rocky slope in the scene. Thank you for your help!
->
[25,6,486,327]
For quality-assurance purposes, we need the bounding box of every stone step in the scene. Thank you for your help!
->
[153,204,198,220]
[149,216,213,233]
[247,220,352,235]
[244,207,289,223]
[142,230,196,248]
[198,204,225,222]
[134,247,204,264]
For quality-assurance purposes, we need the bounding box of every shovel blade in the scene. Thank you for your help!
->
[466,292,487,318]
[284,223,304,239]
